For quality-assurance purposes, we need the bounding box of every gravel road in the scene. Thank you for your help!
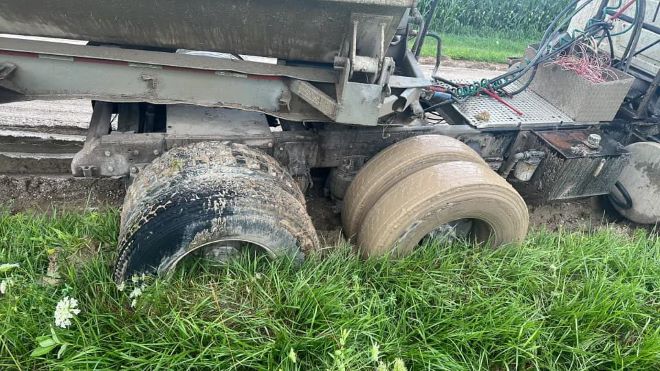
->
[0,100,91,130]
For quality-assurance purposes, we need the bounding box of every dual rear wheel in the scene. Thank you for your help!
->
[342,135,529,257]
[113,142,319,282]
[114,136,530,282]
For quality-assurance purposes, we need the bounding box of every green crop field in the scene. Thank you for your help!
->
[1,210,658,370]
[418,0,573,38]
[416,0,574,64]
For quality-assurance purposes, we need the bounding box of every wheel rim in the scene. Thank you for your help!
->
[158,238,275,274]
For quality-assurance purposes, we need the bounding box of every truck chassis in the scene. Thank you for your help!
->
[0,0,658,281]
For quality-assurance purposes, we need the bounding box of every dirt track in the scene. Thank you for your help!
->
[0,100,91,129]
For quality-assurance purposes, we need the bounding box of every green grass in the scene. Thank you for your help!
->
[419,33,535,64]
[1,210,659,370]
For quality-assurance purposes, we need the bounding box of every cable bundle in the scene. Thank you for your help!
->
[551,39,619,83]
[437,0,646,101]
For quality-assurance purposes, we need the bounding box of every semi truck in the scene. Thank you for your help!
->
[0,0,657,282]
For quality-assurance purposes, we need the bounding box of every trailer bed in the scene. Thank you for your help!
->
[0,0,413,63]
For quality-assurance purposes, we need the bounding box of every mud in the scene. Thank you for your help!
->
[527,198,657,235]
[0,174,125,212]
[0,172,653,239]
[528,198,605,232]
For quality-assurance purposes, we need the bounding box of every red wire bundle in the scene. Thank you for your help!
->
[551,40,618,84]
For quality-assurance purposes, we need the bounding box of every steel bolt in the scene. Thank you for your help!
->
[132,150,140,156]
[107,166,114,172]
[130,166,139,174]
[153,149,160,156]
[586,134,601,149]
[104,151,111,157]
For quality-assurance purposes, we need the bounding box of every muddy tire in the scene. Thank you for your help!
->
[342,135,486,239]
[357,161,529,258]
[113,142,319,282]
[609,142,660,224]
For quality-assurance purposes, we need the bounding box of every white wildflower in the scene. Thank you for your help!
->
[54,296,81,328]
[129,286,144,308]
[129,286,143,299]
[0,263,19,273]
[0,279,11,295]
[116,282,126,292]
[370,343,380,362]
[288,348,297,364]
[376,361,388,371]
[392,358,407,371]
[131,273,148,284]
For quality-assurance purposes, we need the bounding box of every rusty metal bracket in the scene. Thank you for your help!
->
[289,80,338,120]
[0,63,23,96]
[0,63,17,80]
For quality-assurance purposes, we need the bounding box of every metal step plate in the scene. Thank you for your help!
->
[452,85,576,129]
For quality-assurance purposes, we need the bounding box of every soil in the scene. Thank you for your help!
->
[1,172,653,243]
[419,56,509,71]
[0,175,125,213]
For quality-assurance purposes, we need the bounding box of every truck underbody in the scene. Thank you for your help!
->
[0,0,658,281]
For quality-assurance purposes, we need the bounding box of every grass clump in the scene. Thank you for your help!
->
[1,210,658,369]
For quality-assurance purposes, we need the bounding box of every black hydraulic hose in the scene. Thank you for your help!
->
[499,1,584,78]
[498,20,610,94]
[423,99,454,112]
[499,23,605,95]
[413,0,439,58]
[425,32,442,76]
[609,181,634,209]
[623,0,646,72]
[630,38,660,58]
[435,76,459,87]
[616,0,646,71]
[488,0,596,91]
[596,0,613,18]
[617,2,641,65]
[538,0,582,49]
[604,26,615,60]
[503,65,538,96]
[610,13,660,33]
